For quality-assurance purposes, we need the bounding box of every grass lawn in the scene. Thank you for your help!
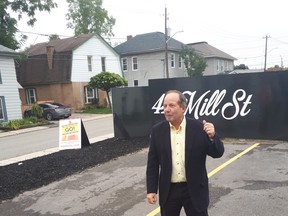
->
[82,107,112,114]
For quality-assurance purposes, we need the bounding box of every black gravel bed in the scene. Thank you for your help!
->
[0,136,149,203]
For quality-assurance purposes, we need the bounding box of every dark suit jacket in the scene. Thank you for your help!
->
[146,117,224,211]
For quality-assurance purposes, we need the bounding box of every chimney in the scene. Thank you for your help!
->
[127,35,133,41]
[46,45,55,70]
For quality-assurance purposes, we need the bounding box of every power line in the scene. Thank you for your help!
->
[3,28,285,69]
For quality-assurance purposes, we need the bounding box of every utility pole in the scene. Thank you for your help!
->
[165,7,169,78]
[263,35,270,72]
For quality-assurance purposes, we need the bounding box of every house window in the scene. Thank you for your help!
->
[171,53,175,68]
[122,58,128,71]
[0,97,4,120]
[220,60,224,71]
[217,60,220,71]
[0,70,2,84]
[178,56,182,68]
[132,57,138,71]
[134,80,138,86]
[225,61,229,71]
[101,57,106,72]
[26,88,37,104]
[85,86,98,104]
[87,56,92,72]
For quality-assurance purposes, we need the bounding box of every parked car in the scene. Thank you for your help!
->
[24,102,72,121]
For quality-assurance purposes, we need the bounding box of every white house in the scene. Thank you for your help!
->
[114,32,237,87]
[17,33,123,111]
[187,42,237,75]
[115,32,187,87]
[0,44,22,122]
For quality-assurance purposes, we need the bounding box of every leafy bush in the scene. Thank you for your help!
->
[0,117,49,131]
[6,120,21,130]
[32,104,43,118]
[22,116,39,125]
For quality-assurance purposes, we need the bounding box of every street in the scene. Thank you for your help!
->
[0,114,113,161]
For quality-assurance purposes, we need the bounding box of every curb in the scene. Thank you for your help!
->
[0,126,50,138]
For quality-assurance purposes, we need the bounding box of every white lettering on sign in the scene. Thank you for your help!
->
[151,89,252,120]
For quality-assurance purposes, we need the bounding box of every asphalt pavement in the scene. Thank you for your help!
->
[1,115,288,216]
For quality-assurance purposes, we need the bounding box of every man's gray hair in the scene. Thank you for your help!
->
[164,90,187,108]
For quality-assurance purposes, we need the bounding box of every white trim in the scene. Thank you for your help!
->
[84,86,98,104]
[101,56,106,72]
[87,55,93,72]
[171,53,175,68]
[122,58,128,71]
[178,56,182,68]
[132,56,138,71]
[26,88,37,104]
[0,97,4,120]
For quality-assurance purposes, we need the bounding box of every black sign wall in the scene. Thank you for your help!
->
[112,71,288,140]
[112,87,152,139]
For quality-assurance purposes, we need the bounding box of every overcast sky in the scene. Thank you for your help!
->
[17,0,288,69]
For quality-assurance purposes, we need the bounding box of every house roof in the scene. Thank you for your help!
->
[17,33,119,86]
[0,44,18,57]
[25,33,115,56]
[114,32,185,55]
[187,42,237,60]
[17,34,98,86]
[25,33,95,56]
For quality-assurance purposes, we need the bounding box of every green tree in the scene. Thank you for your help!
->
[66,0,115,37]
[48,34,60,41]
[0,0,57,50]
[88,72,127,108]
[234,64,249,70]
[180,46,207,77]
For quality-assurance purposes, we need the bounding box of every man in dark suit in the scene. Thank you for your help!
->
[146,90,224,216]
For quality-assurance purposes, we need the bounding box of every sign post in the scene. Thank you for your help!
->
[59,118,90,150]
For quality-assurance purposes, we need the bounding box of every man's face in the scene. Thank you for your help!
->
[163,92,185,126]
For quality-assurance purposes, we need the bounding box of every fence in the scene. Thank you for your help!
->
[112,71,288,140]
